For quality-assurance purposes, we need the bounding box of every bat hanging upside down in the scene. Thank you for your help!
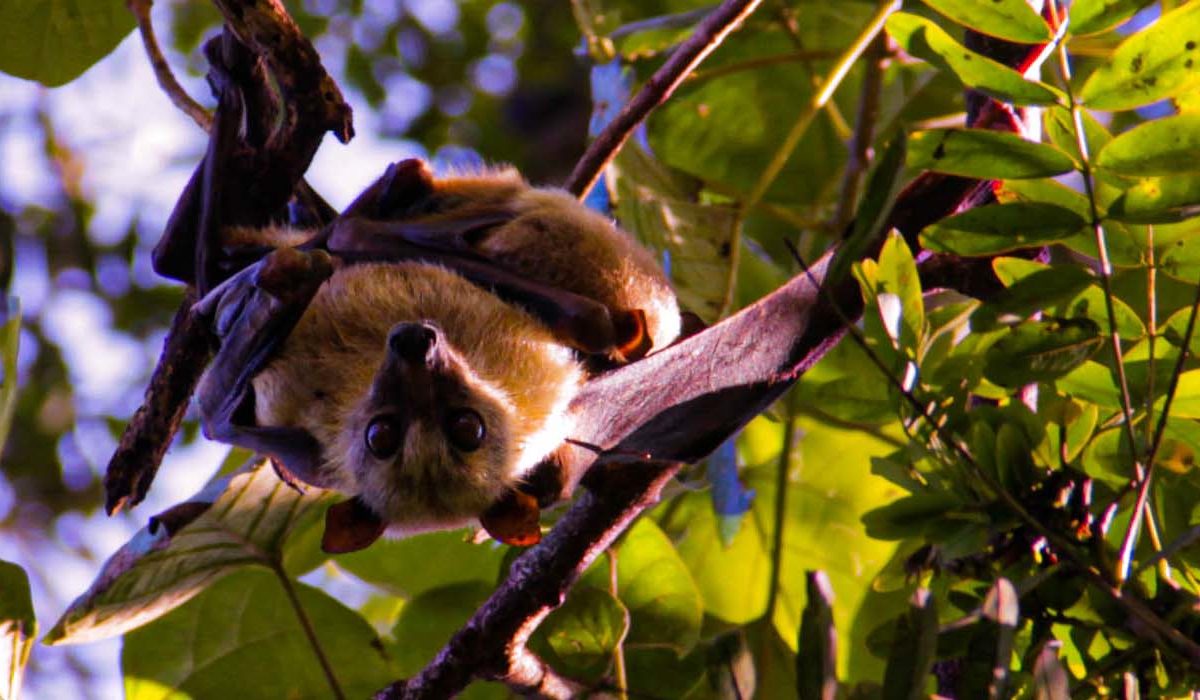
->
[186,159,680,553]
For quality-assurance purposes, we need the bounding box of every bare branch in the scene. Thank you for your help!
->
[127,0,212,130]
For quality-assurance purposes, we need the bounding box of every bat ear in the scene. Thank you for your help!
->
[479,489,542,547]
[341,159,435,219]
[321,497,387,553]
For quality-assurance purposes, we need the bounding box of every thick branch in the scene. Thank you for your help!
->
[563,0,764,197]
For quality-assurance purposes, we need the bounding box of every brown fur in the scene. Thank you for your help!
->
[228,165,678,532]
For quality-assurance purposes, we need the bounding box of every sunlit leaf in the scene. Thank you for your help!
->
[886,13,1060,105]
[1159,233,1200,282]
[1096,114,1200,175]
[123,568,393,699]
[909,129,1076,179]
[1155,369,1200,419]
[535,586,628,682]
[876,231,925,354]
[1109,174,1200,223]
[921,202,1086,255]
[918,0,1052,43]
[1044,106,1114,161]
[661,414,900,682]
[1079,1,1200,110]
[0,0,135,86]
[1070,0,1156,36]
[983,318,1102,388]
[46,460,334,644]
[583,517,703,654]
[0,560,35,700]
[1058,360,1122,408]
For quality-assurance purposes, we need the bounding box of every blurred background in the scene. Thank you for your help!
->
[0,0,597,695]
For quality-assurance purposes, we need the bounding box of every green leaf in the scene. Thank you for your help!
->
[1096,114,1200,175]
[829,132,907,288]
[983,318,1102,388]
[921,203,1087,255]
[1159,232,1200,282]
[918,0,1052,43]
[974,259,1095,329]
[886,13,1060,106]
[46,460,335,644]
[957,578,1019,699]
[0,560,35,700]
[862,493,963,540]
[0,0,136,86]
[0,298,19,455]
[123,568,394,700]
[334,529,505,599]
[1079,1,1200,110]
[607,518,703,654]
[1070,0,1156,36]
[1110,174,1200,223]
[796,572,837,700]
[612,144,739,322]
[1155,369,1200,419]
[390,581,493,676]
[876,231,925,352]
[1058,360,1123,409]
[662,414,899,683]
[909,129,1076,179]
[881,588,937,700]
[535,585,629,681]
[1044,106,1114,161]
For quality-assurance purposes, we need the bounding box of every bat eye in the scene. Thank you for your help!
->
[365,415,402,459]
[445,409,485,452]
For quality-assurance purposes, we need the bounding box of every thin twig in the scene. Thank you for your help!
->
[833,34,888,232]
[127,0,212,130]
[564,0,764,197]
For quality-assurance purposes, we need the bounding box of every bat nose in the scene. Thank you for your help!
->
[388,322,438,364]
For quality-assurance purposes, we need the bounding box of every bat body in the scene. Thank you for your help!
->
[191,163,679,549]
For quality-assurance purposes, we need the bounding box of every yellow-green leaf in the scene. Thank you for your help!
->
[1079,1,1200,110]
[1096,114,1200,175]
[919,0,1052,43]
[887,13,1060,106]
[909,129,1076,179]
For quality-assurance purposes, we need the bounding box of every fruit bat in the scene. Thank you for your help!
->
[156,79,680,554]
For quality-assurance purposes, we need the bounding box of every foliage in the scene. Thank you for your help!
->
[3,0,1200,698]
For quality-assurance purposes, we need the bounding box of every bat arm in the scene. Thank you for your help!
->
[325,217,619,355]
[194,247,337,488]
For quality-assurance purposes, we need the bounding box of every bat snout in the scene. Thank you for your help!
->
[388,321,440,366]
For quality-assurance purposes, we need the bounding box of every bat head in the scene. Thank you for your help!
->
[344,320,523,528]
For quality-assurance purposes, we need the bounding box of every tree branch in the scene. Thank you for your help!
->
[105,1,352,514]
